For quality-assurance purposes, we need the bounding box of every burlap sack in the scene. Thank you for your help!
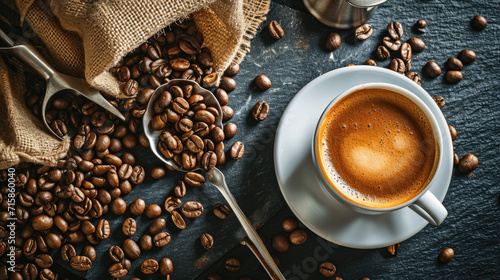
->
[0,0,269,169]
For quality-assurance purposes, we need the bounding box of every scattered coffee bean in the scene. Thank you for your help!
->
[272,234,289,253]
[457,154,479,174]
[225,258,241,272]
[184,171,205,187]
[406,72,422,86]
[109,263,128,278]
[387,21,403,41]
[160,257,174,276]
[182,201,204,218]
[213,203,230,219]
[200,233,214,250]
[220,76,236,93]
[289,228,308,245]
[123,239,141,260]
[141,259,159,274]
[139,234,153,251]
[82,245,96,262]
[470,15,487,31]
[415,19,427,33]
[230,141,245,160]
[389,58,406,74]
[151,166,166,179]
[70,255,92,271]
[345,64,355,67]
[109,245,125,262]
[400,42,412,62]
[225,62,240,77]
[382,37,401,51]
[454,153,460,166]
[145,204,162,218]
[153,231,171,247]
[252,101,269,121]
[438,248,454,263]
[282,217,298,232]
[355,24,373,40]
[174,180,187,197]
[215,88,229,106]
[446,57,463,71]
[387,243,400,256]
[424,61,441,78]
[122,217,137,236]
[445,70,463,83]
[458,49,476,64]
[408,37,425,52]
[319,262,336,277]
[61,244,76,262]
[224,123,237,139]
[171,210,186,229]
[376,46,390,60]
[255,74,272,91]
[433,96,445,109]
[365,59,377,66]
[111,197,127,215]
[95,219,110,239]
[268,20,285,40]
[325,32,341,52]
[164,196,182,213]
[130,198,146,216]
[149,217,166,235]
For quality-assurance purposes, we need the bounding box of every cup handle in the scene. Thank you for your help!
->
[409,191,447,226]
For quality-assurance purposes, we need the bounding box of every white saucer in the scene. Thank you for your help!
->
[274,66,453,249]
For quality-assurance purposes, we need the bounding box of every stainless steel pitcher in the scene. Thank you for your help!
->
[304,0,388,29]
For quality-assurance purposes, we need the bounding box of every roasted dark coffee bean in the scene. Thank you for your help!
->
[171,210,186,229]
[454,153,460,166]
[122,218,137,236]
[289,228,308,245]
[319,262,336,277]
[174,181,187,197]
[439,248,454,263]
[225,62,240,77]
[211,126,224,143]
[400,42,412,62]
[255,74,272,91]
[222,105,234,121]
[149,217,166,235]
[153,231,172,247]
[109,138,122,153]
[45,233,61,249]
[130,165,145,184]
[35,254,53,268]
[408,37,425,53]
[39,268,55,280]
[214,88,229,106]
[213,203,230,219]
[123,239,141,260]
[32,215,53,231]
[108,263,128,278]
[445,70,463,83]
[82,245,96,262]
[184,171,205,187]
[457,153,479,174]
[355,24,373,40]
[201,151,217,171]
[117,164,133,180]
[470,15,487,31]
[95,135,111,152]
[387,21,403,40]
[415,19,427,33]
[215,142,226,165]
[446,57,463,71]
[181,152,197,169]
[111,198,127,215]
[230,141,245,160]
[186,134,204,153]
[123,79,138,96]
[130,198,145,216]
[389,58,406,74]
[122,152,137,165]
[365,59,377,66]
[117,66,131,82]
[200,233,214,250]
[109,245,125,262]
[382,36,401,51]
[252,101,269,121]
[141,259,159,274]
[387,243,400,256]
[220,76,237,92]
[448,125,457,141]
[96,219,110,239]
[23,238,37,256]
[458,49,476,64]
[170,58,190,71]
[376,46,390,60]
[202,72,217,87]
[424,61,441,78]
[139,57,153,73]
[139,234,153,251]
[225,258,241,272]
[406,72,422,86]
[160,257,174,276]
[151,166,166,179]
[272,233,289,253]
[145,204,162,218]
[182,201,204,218]
[207,274,222,280]
[164,196,182,213]
[433,96,445,109]
[282,217,298,232]
[268,20,284,39]
[325,32,341,52]
[104,154,122,167]
[50,120,67,137]
[122,134,137,149]
[195,110,216,125]
[70,255,92,271]
[22,263,38,280]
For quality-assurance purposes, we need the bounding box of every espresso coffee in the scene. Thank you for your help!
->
[317,88,439,208]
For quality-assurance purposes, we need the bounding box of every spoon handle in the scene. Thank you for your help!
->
[207,168,285,280]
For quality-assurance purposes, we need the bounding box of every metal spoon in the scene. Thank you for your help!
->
[0,28,125,140]
[143,79,285,280]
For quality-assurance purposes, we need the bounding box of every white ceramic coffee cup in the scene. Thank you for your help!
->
[312,82,448,226]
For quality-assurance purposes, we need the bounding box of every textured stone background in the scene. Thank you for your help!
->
[3,0,499,278]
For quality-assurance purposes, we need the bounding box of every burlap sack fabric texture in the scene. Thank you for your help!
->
[0,0,270,169]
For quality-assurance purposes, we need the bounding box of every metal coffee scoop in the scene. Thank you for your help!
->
[0,28,125,140]
[143,79,285,280]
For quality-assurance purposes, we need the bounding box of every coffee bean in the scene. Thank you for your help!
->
[32,215,53,231]
[268,20,284,39]
[50,120,67,137]
[215,142,226,165]
[458,49,477,65]
[200,151,217,171]
[319,262,336,277]
[376,46,390,60]
[122,134,137,149]
[195,109,216,125]
[164,196,182,213]
[213,203,230,219]
[220,76,236,93]
[382,37,401,51]
[387,21,403,40]
[130,198,146,216]
[272,234,289,253]
[111,197,127,215]
[150,166,166,180]
[445,70,463,83]
[149,217,166,235]
[207,274,222,280]
[470,15,487,31]
[139,234,153,251]
[446,57,463,71]
[171,210,186,229]
[424,61,441,78]
[448,125,457,141]
[406,37,424,53]
[70,255,92,271]
[230,141,245,160]
[439,248,454,263]
[141,259,159,274]
[282,217,298,232]
[225,62,240,77]
[109,263,128,278]
[22,237,37,256]
[174,181,187,197]
[225,258,241,272]
[432,96,445,109]
[389,58,406,74]
[122,218,137,236]
[415,19,427,33]
[39,268,56,280]
[95,219,110,239]
[355,24,373,40]
[130,165,145,184]
[123,79,138,96]
[387,243,400,256]
[325,32,341,52]
[109,245,125,262]
[45,233,61,249]
[202,72,217,87]
[406,72,422,86]
[35,254,53,268]
[22,263,38,280]
[255,74,272,91]
[145,204,162,218]
[457,153,479,174]
[364,59,377,66]
[222,123,237,140]
[123,239,141,260]
[61,244,76,262]
[184,171,205,187]
[82,245,96,262]
[200,233,214,250]
[182,201,204,218]
[400,42,412,62]
[252,101,269,121]
[160,257,174,276]
[289,228,308,245]
[453,153,460,166]
[153,231,171,247]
